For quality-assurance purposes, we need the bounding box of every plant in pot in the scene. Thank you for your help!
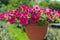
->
[0,5,59,40]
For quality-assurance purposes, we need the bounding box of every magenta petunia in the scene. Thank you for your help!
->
[20,5,27,11]
[0,14,5,19]
[40,8,44,12]
[0,10,14,19]
[47,13,54,21]
[44,8,52,13]
[30,9,35,13]
[30,13,40,23]
[54,10,60,17]
[14,9,20,17]
[26,6,31,11]
[7,10,14,15]
[4,10,14,19]
[0,5,58,25]
[37,12,41,18]
[20,5,32,12]
[22,12,29,16]
[19,16,28,25]
[8,16,16,24]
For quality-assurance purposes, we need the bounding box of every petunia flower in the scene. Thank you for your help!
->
[14,9,20,17]
[47,13,54,21]
[20,5,27,11]
[29,9,35,13]
[4,14,9,19]
[19,16,28,25]
[4,10,14,19]
[0,10,14,19]
[8,16,16,24]
[33,5,40,11]
[22,12,29,16]
[25,6,31,11]
[44,8,52,14]
[7,10,14,15]
[0,13,5,19]
[54,10,60,17]
[37,12,41,18]
[40,8,44,12]
[30,13,40,23]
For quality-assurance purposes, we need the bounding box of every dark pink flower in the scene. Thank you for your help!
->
[54,10,60,17]
[14,9,20,17]
[0,10,14,19]
[7,10,14,15]
[20,5,32,12]
[22,12,28,16]
[8,16,16,24]
[0,14,5,19]
[20,5,26,11]
[37,12,41,18]
[30,9,35,13]
[19,16,28,25]
[47,13,54,21]
[26,6,32,12]
[40,8,44,12]
[30,13,40,23]
[4,10,14,19]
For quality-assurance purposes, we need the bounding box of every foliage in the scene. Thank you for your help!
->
[6,24,29,40]
[46,27,60,40]
[0,0,34,13]
[0,0,8,5]
[48,2,60,11]
[0,21,14,40]
[39,1,50,8]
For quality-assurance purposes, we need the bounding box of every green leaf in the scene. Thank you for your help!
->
[6,24,29,40]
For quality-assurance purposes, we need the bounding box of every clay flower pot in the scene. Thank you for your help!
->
[25,23,48,40]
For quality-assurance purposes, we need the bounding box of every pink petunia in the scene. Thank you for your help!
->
[7,10,14,15]
[8,16,16,24]
[30,13,40,23]
[4,10,14,19]
[30,9,35,13]
[0,14,5,19]
[40,8,44,12]
[37,12,41,18]
[14,9,20,17]
[33,5,40,11]
[4,14,9,19]
[26,6,31,11]
[19,16,28,25]
[44,8,52,13]
[22,12,29,16]
[20,5,27,11]
[54,10,60,17]
[47,13,54,21]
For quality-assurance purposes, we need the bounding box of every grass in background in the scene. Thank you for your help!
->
[6,24,29,40]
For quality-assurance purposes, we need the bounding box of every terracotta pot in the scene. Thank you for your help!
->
[25,23,48,40]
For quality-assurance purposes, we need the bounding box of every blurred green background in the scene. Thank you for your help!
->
[0,0,60,13]
[0,0,60,40]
